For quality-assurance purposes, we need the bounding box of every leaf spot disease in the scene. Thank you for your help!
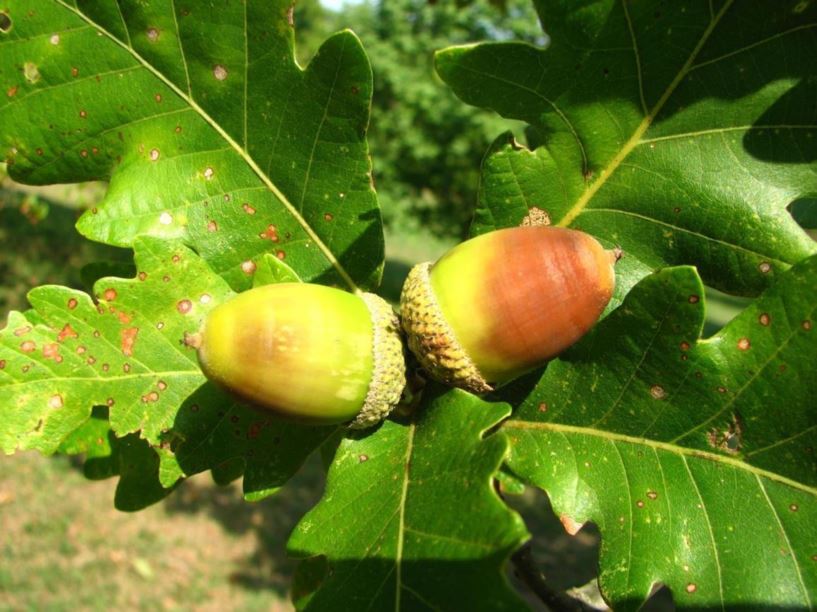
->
[213,65,228,81]
[154,94,162,103]
[42,343,60,361]
[71,67,79,77]
[686,583,697,594]
[203,167,215,180]
[241,260,257,275]
[803,320,813,331]
[758,261,772,274]
[146,28,159,42]
[521,207,551,227]
[67,298,78,310]
[259,225,279,241]
[324,212,334,221]
[121,327,138,357]
[789,503,799,512]
[177,300,193,314]
[759,313,771,326]
[6,86,18,98]
[688,294,700,304]
[276,250,286,260]
[159,212,173,225]
[48,394,63,409]
[49,33,60,45]
[20,340,36,353]
[636,500,645,508]
[207,220,218,232]
[14,325,32,337]
[737,337,751,351]
[150,148,160,161]
[157,380,167,391]
[646,490,658,500]
[103,288,117,301]
[79,110,87,119]
[242,203,256,215]
[0,12,11,33]
[23,62,40,84]
[650,385,666,400]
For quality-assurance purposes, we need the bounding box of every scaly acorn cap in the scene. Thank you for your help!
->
[197,283,405,429]
[400,227,617,393]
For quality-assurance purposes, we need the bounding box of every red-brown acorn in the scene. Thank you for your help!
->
[400,226,617,393]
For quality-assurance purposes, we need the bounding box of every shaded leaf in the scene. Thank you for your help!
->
[0,0,382,291]
[503,256,817,609]
[288,388,529,610]
[438,0,817,295]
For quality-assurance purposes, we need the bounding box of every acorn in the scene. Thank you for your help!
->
[400,226,617,393]
[196,284,406,429]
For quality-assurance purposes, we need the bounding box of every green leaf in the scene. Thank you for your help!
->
[502,256,817,609]
[0,237,335,502]
[437,0,817,295]
[288,388,529,610]
[0,0,382,291]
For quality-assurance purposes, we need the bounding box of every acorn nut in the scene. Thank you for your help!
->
[196,283,406,429]
[400,226,617,393]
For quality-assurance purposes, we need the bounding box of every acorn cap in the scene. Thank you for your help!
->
[400,227,616,393]
[197,284,405,428]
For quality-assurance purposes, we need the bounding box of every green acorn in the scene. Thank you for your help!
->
[400,226,617,393]
[197,284,406,429]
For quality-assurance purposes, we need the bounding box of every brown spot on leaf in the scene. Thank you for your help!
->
[116,310,132,324]
[146,27,159,42]
[0,360,5,369]
[803,320,813,331]
[6,86,18,98]
[538,402,548,413]
[636,500,645,508]
[241,260,257,274]
[242,203,256,215]
[57,324,78,342]
[647,491,658,500]
[177,299,192,314]
[737,337,751,351]
[650,385,666,400]
[686,583,697,594]
[276,250,286,260]
[688,294,700,304]
[71,67,79,77]
[324,212,334,221]
[20,340,36,353]
[138,272,147,281]
[790,503,799,512]
[42,343,60,360]
[106,398,115,406]
[48,394,63,409]
[123,363,131,373]
[259,225,279,241]
[121,327,138,357]
[14,325,32,337]
[103,288,117,301]
[67,298,78,310]
[680,341,690,351]
[758,261,771,274]
[157,380,167,391]
[759,313,771,326]
[207,220,218,232]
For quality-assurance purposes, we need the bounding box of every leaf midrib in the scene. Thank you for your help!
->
[557,0,735,228]
[503,419,817,496]
[54,0,359,292]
